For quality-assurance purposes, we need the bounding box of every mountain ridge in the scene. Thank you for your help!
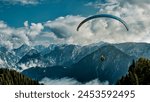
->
[0,42,150,84]
[22,44,134,84]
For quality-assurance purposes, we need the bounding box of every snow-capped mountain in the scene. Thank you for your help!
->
[34,45,46,53]
[114,43,150,59]
[0,42,149,70]
[1,42,150,84]
[17,43,105,70]
[0,45,19,68]
[0,52,9,68]
[17,49,45,70]
[22,44,134,84]
[13,44,31,58]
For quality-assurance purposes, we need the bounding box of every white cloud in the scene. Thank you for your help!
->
[45,16,81,38]
[24,21,29,27]
[1,0,42,5]
[85,79,109,85]
[119,0,150,5]
[0,0,150,48]
[44,15,113,45]
[29,23,44,38]
[74,0,150,44]
[0,21,45,49]
[38,0,149,45]
[40,77,109,85]
[40,77,80,85]
[0,21,7,28]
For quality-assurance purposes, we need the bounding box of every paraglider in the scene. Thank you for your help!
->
[76,14,129,64]
[77,14,129,31]
[100,55,106,62]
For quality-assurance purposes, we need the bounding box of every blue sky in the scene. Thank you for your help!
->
[0,0,100,27]
[0,0,149,48]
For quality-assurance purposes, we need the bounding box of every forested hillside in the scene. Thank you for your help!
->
[117,58,150,85]
[0,69,40,85]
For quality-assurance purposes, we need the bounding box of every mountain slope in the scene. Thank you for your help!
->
[69,44,134,84]
[22,44,134,84]
[0,68,40,85]
[114,42,150,59]
[18,43,105,69]
[1,42,150,85]
[13,44,31,58]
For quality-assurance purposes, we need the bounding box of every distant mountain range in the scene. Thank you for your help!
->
[0,42,150,84]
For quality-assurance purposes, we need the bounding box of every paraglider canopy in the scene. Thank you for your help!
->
[77,14,129,31]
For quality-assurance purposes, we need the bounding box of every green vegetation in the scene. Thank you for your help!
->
[0,68,40,85]
[117,58,150,85]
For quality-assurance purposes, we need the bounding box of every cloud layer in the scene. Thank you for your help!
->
[97,0,150,42]
[40,77,109,85]
[0,21,43,49]
[0,0,150,49]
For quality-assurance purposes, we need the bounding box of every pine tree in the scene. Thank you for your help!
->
[117,58,150,85]
[0,68,41,85]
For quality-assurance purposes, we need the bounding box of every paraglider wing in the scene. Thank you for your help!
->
[77,14,129,31]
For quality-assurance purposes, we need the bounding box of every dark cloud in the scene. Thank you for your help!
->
[49,27,71,38]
